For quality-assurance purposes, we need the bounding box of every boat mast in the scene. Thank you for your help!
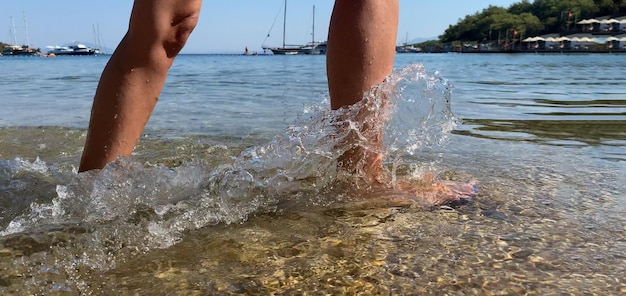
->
[93,24,97,48]
[282,0,287,48]
[97,23,106,54]
[23,12,30,46]
[9,16,17,45]
[312,5,315,44]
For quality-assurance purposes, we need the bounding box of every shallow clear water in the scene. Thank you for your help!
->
[0,53,625,295]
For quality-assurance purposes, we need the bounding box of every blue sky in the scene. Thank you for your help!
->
[3,0,519,53]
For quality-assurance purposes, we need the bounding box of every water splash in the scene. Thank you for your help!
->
[384,65,459,156]
[0,63,461,291]
[1,63,460,244]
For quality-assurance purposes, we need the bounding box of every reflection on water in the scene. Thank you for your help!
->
[533,98,626,107]
[458,119,626,149]
[448,54,626,165]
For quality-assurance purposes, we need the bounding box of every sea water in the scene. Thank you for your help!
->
[0,53,624,295]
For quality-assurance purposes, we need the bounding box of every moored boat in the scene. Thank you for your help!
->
[266,47,302,55]
[300,41,327,55]
[395,44,423,53]
[46,43,99,56]
[2,15,41,56]
[1,45,41,56]
[262,0,305,55]
[396,33,423,53]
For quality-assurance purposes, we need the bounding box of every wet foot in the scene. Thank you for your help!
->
[394,178,478,206]
[357,174,478,207]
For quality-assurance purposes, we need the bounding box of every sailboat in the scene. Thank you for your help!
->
[92,23,106,55]
[45,24,105,56]
[299,5,327,55]
[2,14,41,56]
[395,33,422,53]
[262,0,306,55]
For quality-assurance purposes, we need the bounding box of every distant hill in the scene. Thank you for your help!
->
[408,37,438,44]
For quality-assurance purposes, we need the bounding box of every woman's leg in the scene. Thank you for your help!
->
[326,1,477,204]
[79,0,202,172]
[326,0,399,180]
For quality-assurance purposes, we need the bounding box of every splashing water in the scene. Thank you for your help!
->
[384,65,459,156]
[0,63,462,292]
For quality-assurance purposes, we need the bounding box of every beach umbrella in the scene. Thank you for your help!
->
[557,36,570,42]
[577,19,592,25]
[620,19,626,24]
[599,19,618,24]
[534,37,546,42]
[545,37,559,42]
[522,37,536,42]
[606,36,619,42]
[589,36,608,44]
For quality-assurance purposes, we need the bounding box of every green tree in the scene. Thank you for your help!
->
[438,0,622,44]
[508,0,534,14]
[440,5,543,43]
[517,13,545,36]
[440,6,512,42]
[596,0,619,14]
[531,0,598,31]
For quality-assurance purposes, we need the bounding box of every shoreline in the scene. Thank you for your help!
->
[446,49,626,54]
[4,51,626,56]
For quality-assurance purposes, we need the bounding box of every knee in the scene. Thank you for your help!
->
[127,1,201,59]
[163,13,200,58]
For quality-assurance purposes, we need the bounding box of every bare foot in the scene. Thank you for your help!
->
[394,178,478,206]
[355,172,478,207]
[330,81,477,207]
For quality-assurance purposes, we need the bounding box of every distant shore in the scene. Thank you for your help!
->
[4,51,626,57]
[449,49,626,54]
